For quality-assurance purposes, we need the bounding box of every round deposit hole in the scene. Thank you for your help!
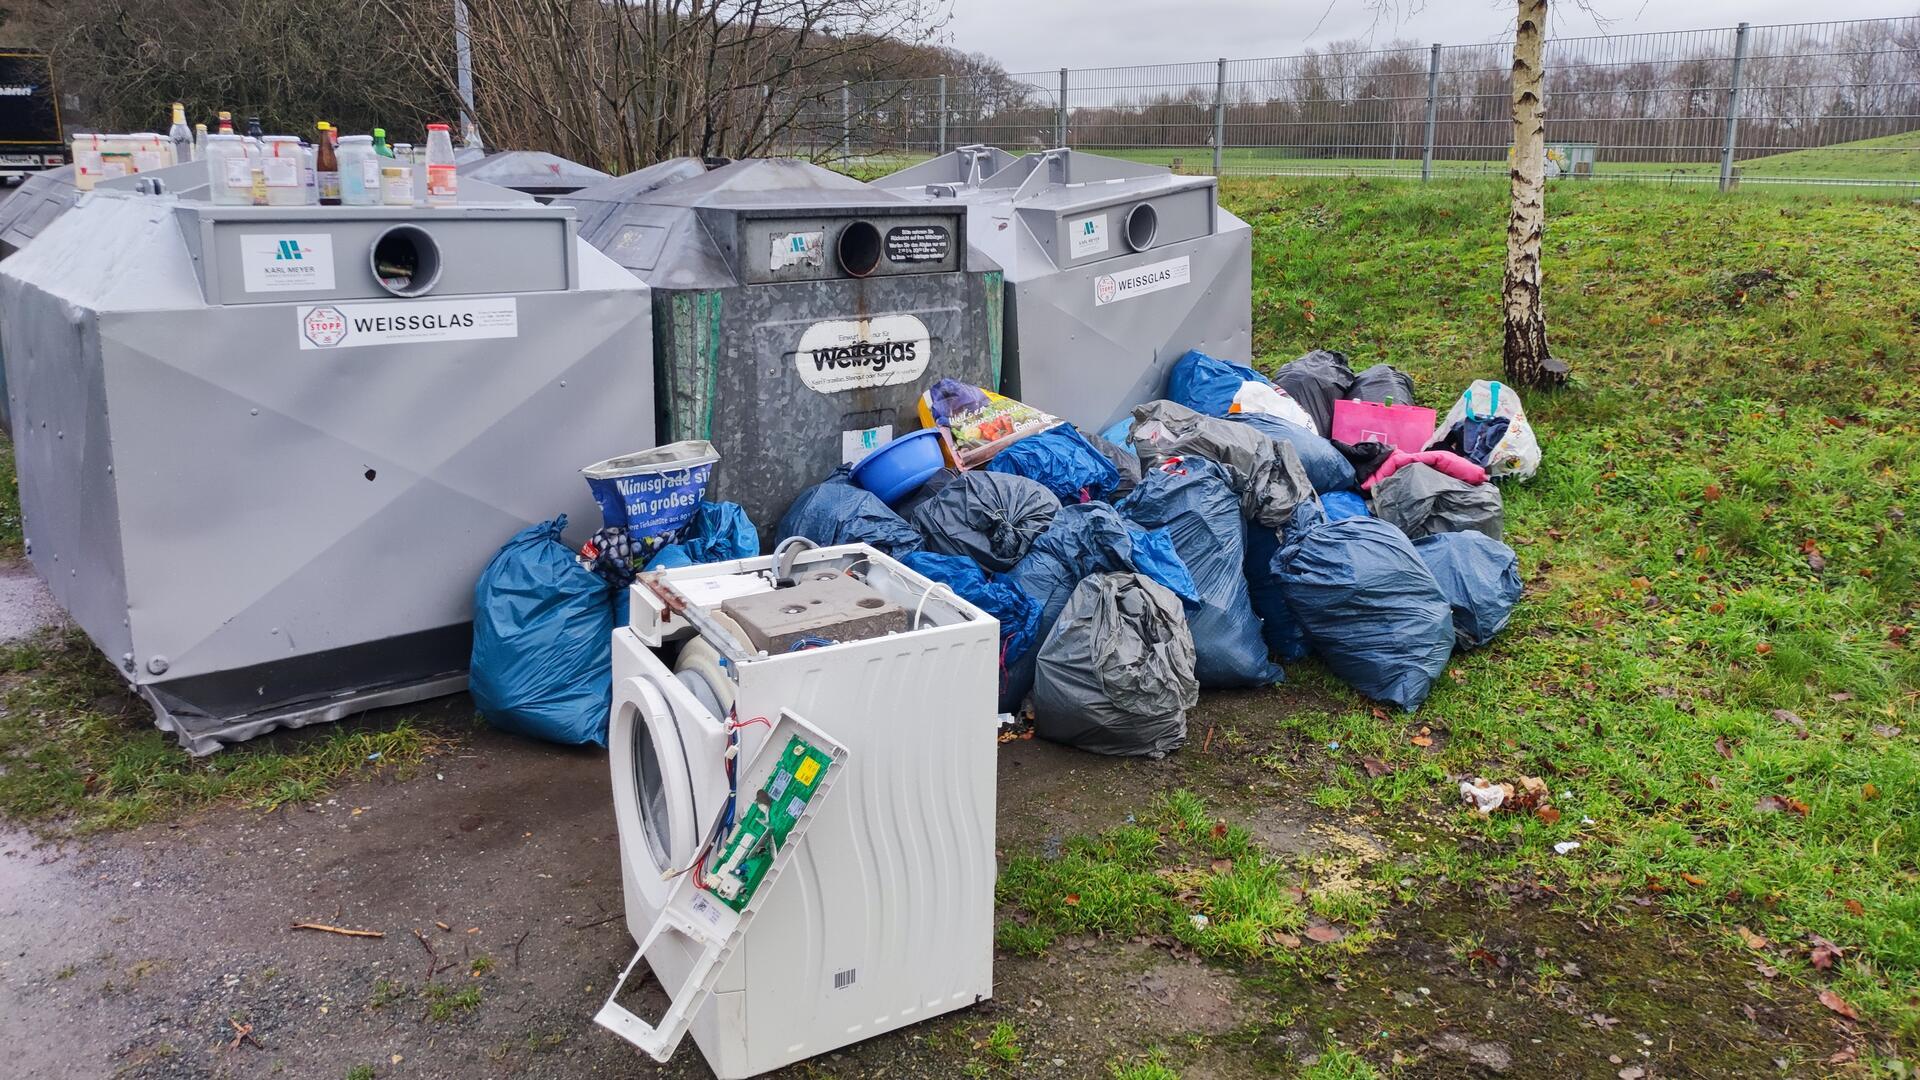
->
[1123,202,1159,252]
[837,220,882,278]
[856,597,886,609]
[371,224,443,297]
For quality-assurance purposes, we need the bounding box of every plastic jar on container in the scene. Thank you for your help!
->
[130,133,172,173]
[380,150,414,206]
[204,134,253,206]
[261,136,308,206]
[424,123,457,207]
[337,135,380,206]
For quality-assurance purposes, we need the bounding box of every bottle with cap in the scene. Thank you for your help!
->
[244,116,265,151]
[168,102,193,163]
[337,134,380,206]
[371,127,393,158]
[217,111,235,135]
[193,122,208,160]
[424,123,457,207]
[314,122,340,204]
[382,143,415,205]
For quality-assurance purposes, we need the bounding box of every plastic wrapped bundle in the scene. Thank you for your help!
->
[1031,572,1198,759]
[1121,458,1283,688]
[1274,500,1455,711]
[776,466,923,556]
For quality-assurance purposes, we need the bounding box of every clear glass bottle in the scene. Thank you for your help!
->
[337,134,379,206]
[380,149,414,206]
[193,122,207,160]
[424,123,457,207]
[168,102,193,163]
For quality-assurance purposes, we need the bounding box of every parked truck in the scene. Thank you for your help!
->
[0,50,63,185]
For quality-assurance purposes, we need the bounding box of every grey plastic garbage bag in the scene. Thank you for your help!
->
[1128,400,1314,528]
[1233,413,1358,495]
[1348,363,1416,406]
[1082,427,1142,500]
[1122,458,1282,687]
[1414,532,1523,649]
[1275,500,1454,711]
[911,470,1060,572]
[776,466,923,556]
[1031,572,1198,759]
[1273,349,1355,437]
[1370,462,1504,542]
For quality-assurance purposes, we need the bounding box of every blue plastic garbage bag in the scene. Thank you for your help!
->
[901,551,1043,712]
[1244,521,1308,663]
[1122,458,1283,688]
[1003,503,1141,707]
[1321,490,1371,521]
[1100,417,1135,449]
[646,501,758,570]
[1125,526,1201,609]
[1233,413,1357,495]
[776,466,923,556]
[1413,531,1523,649]
[1274,500,1454,711]
[470,515,615,747]
[986,424,1121,503]
[1168,349,1270,417]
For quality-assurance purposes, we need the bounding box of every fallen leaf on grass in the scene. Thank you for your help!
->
[1818,989,1861,1021]
[1210,859,1233,876]
[1708,601,1727,614]
[1861,783,1879,801]
[1809,935,1844,970]
[1063,893,1080,907]
[1843,898,1865,917]
[1755,642,1773,656]
[1303,924,1344,944]
[1270,932,1302,949]
[1536,806,1562,825]
[1714,736,1734,759]
[1736,925,1768,950]
[1753,960,1779,979]
[1209,821,1228,840]
[1360,756,1390,778]
[1618,1066,1645,1080]
[1829,1048,1858,1065]
[1680,872,1707,887]
[1702,483,1722,501]
[1870,725,1902,739]
[1410,735,1434,748]
[1828,691,1853,703]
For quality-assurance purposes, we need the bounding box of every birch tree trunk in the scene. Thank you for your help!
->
[1504,0,1571,388]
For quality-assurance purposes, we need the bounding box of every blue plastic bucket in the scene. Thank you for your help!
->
[850,428,945,506]
[581,440,720,545]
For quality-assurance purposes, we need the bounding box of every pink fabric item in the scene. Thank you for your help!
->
[1361,448,1489,491]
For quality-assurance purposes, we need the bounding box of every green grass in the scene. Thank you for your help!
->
[1109,1049,1181,1079]
[1296,1045,1383,1079]
[0,628,455,833]
[1218,174,1920,1040]
[0,436,21,558]
[985,1021,1022,1064]
[344,1067,374,1080]
[422,982,482,1021]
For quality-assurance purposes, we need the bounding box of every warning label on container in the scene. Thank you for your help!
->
[1069,213,1108,258]
[884,225,949,264]
[841,424,893,465]
[241,233,336,293]
[794,314,930,393]
[771,230,824,271]
[296,297,518,350]
[1093,255,1190,307]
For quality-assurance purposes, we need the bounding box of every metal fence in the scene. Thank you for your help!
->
[769,16,1920,192]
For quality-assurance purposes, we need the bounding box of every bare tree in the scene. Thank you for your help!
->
[1504,0,1569,388]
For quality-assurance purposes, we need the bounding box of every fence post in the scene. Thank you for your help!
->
[1058,68,1069,148]
[840,80,851,162]
[1422,43,1441,181]
[938,75,948,155]
[1719,22,1751,193]
[1212,58,1227,176]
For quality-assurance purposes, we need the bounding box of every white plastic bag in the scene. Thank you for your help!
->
[1229,380,1319,435]
[1427,380,1541,481]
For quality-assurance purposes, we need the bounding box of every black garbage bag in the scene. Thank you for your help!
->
[1370,462,1504,542]
[1272,349,1355,436]
[1121,457,1283,687]
[1233,413,1358,494]
[911,470,1060,572]
[1031,572,1198,758]
[1006,502,1138,642]
[1129,400,1314,528]
[894,467,963,521]
[775,466,922,556]
[1275,500,1455,711]
[1082,427,1142,500]
[1331,439,1396,485]
[1348,363,1416,406]
[1414,532,1523,649]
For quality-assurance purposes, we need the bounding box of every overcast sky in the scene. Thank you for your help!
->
[943,0,1920,72]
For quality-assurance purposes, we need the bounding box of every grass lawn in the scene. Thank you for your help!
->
[0,174,1915,1064]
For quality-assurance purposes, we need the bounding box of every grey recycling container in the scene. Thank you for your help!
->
[874,147,1251,433]
[458,149,611,202]
[0,183,655,753]
[0,165,81,435]
[558,157,1003,544]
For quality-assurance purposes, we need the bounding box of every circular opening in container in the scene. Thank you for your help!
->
[631,709,672,871]
[1123,202,1159,252]
[837,220,882,278]
[370,224,442,297]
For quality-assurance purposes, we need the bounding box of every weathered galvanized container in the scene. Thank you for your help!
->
[0,185,654,752]
[875,147,1251,432]
[558,157,1003,543]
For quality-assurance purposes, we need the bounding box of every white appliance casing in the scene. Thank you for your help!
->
[608,546,999,1078]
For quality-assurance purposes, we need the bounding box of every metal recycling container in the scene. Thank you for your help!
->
[557,157,1003,544]
[458,149,611,202]
[874,146,1251,433]
[0,185,655,753]
[0,164,80,434]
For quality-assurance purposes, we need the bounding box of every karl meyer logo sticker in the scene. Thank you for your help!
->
[239,233,335,292]
[794,314,931,393]
[302,306,347,347]
[1093,255,1191,307]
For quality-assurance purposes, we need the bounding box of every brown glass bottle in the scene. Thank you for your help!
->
[315,122,340,205]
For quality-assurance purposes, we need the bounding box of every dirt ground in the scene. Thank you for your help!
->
[0,689,1852,1080]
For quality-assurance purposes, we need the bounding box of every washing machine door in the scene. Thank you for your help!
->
[609,669,730,891]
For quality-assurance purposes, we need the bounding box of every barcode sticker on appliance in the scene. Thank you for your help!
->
[787,797,806,820]
[833,968,857,990]
[767,772,791,802]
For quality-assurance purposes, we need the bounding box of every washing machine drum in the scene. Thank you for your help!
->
[611,666,731,884]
